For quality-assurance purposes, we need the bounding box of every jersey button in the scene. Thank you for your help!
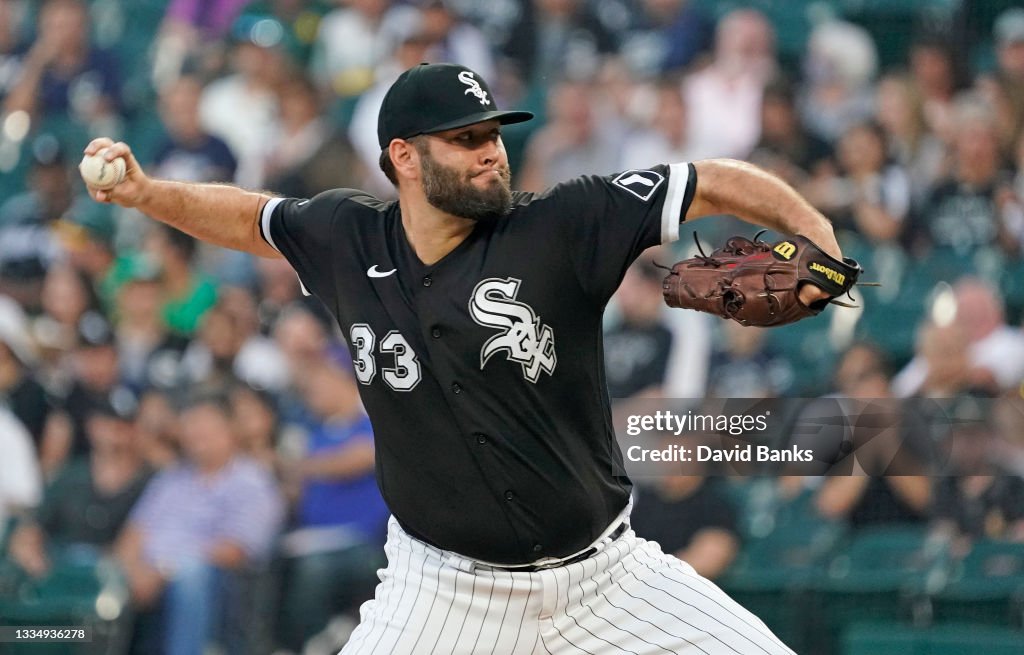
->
[451,382,462,394]
[422,276,432,287]
[475,433,487,444]
[533,544,543,553]
[431,327,442,338]
[504,490,514,501]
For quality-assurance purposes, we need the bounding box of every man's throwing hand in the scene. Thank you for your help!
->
[81,138,149,208]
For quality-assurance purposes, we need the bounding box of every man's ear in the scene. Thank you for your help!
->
[390,139,420,182]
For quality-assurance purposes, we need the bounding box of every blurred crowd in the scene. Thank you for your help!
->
[1,0,1024,653]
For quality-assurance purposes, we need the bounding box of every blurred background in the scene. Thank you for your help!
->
[0,0,1023,653]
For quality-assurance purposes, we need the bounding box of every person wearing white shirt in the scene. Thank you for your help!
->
[0,407,42,541]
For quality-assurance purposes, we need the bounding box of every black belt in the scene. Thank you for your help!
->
[491,522,628,573]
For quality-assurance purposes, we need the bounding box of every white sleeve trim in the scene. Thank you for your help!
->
[260,197,285,253]
[660,162,688,244]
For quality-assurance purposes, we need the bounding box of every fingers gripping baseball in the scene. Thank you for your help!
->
[81,138,148,207]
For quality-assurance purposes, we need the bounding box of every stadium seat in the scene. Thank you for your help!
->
[719,495,846,652]
[924,623,1024,654]
[932,540,1024,627]
[841,621,926,655]
[817,526,947,653]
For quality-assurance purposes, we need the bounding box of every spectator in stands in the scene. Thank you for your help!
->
[0,137,76,301]
[276,347,387,652]
[824,121,912,244]
[912,97,1019,257]
[145,225,217,336]
[992,393,1024,477]
[40,312,137,478]
[116,393,284,655]
[218,285,289,390]
[254,256,303,335]
[631,433,740,580]
[229,384,280,473]
[3,0,121,128]
[311,0,420,98]
[894,320,976,400]
[348,28,436,197]
[151,0,251,87]
[617,0,712,77]
[706,320,794,398]
[180,304,245,391]
[519,79,621,191]
[931,393,1024,546]
[748,75,834,193]
[114,257,189,392]
[57,202,138,314]
[181,295,288,392]
[7,398,150,578]
[264,73,365,199]
[153,74,238,184]
[874,73,948,208]
[815,344,933,528]
[604,257,675,400]
[0,294,49,447]
[894,278,1024,395]
[0,406,41,548]
[199,18,287,188]
[683,9,775,160]
[0,0,28,104]
[418,0,494,82]
[37,264,101,352]
[502,0,617,84]
[134,388,180,471]
[991,8,1024,154]
[799,20,877,144]
[237,1,332,67]
[908,34,965,142]
[273,303,333,428]
[619,79,698,170]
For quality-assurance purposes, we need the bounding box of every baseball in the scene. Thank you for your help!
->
[79,150,126,190]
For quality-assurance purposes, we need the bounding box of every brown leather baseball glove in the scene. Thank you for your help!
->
[661,233,863,327]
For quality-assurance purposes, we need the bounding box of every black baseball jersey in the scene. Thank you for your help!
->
[260,163,697,564]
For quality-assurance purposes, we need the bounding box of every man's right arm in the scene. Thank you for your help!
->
[83,138,281,259]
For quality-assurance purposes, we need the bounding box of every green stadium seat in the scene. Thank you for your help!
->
[925,623,1024,655]
[817,526,947,653]
[719,498,846,652]
[840,621,1024,655]
[841,621,926,655]
[932,540,1024,627]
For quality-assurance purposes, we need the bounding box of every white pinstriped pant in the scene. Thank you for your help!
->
[339,517,795,655]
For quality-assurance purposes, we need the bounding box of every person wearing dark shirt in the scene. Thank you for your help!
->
[604,256,674,399]
[3,0,121,123]
[40,312,137,476]
[632,472,741,580]
[6,399,150,578]
[152,75,237,184]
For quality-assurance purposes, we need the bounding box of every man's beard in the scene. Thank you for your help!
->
[419,149,512,223]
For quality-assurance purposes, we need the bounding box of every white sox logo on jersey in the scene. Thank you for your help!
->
[612,169,664,201]
[458,70,490,106]
[469,278,556,383]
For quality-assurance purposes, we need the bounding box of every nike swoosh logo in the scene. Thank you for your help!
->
[367,265,397,278]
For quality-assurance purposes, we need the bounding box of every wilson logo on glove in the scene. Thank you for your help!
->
[661,232,866,328]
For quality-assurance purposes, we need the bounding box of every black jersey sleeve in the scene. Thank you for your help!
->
[259,189,357,303]
[549,162,697,303]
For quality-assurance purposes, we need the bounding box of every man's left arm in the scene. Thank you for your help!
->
[687,159,841,305]
[688,159,839,254]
